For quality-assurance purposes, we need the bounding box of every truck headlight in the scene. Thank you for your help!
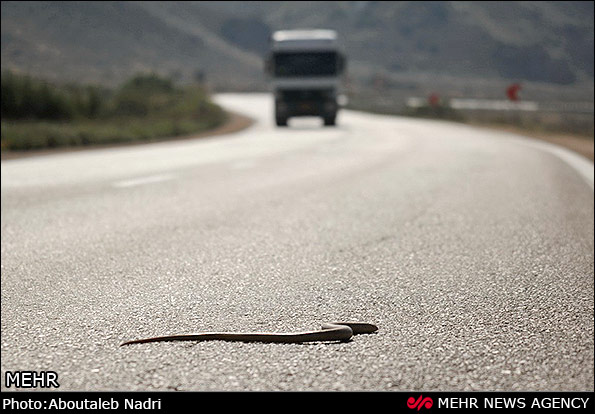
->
[337,94,349,107]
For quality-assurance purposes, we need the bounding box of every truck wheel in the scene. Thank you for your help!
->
[276,117,288,127]
[323,116,336,126]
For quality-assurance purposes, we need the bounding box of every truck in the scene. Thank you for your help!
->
[265,29,346,127]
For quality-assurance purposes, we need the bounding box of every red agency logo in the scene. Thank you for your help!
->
[407,395,434,410]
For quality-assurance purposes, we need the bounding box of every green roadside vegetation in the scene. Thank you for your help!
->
[1,70,226,151]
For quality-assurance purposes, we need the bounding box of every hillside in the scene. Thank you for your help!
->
[1,1,263,89]
[1,1,593,99]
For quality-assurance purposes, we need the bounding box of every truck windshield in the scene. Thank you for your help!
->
[274,52,337,77]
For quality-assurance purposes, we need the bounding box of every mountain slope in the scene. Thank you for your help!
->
[1,1,593,92]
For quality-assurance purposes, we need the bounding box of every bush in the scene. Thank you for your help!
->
[1,71,227,151]
[112,73,180,117]
[1,70,106,120]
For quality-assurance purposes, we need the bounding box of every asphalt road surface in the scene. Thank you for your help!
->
[1,94,593,391]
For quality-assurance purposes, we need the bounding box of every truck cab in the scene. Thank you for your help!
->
[265,30,345,127]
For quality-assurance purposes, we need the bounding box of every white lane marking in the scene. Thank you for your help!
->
[112,173,175,188]
[464,122,594,191]
[507,137,594,191]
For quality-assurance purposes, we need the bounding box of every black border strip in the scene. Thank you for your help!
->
[1,391,593,412]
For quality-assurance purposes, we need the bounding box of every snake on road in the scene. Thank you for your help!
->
[121,322,378,346]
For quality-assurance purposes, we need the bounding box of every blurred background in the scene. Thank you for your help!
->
[1,1,593,156]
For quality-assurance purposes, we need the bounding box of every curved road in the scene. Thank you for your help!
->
[1,94,593,391]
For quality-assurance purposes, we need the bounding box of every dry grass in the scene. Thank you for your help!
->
[469,122,594,161]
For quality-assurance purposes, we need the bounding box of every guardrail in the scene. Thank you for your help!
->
[406,97,594,114]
